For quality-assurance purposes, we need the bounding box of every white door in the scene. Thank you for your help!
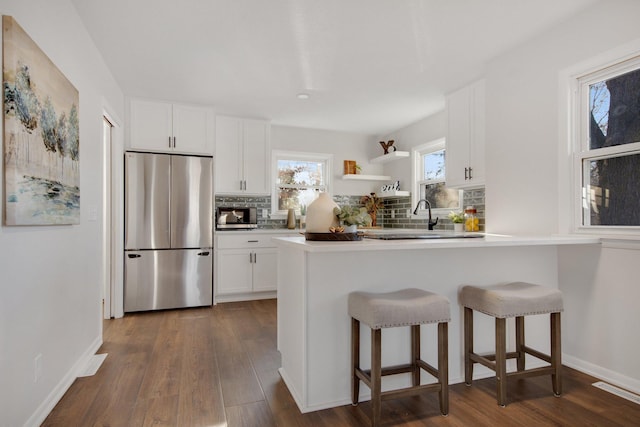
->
[243,119,270,194]
[216,249,253,294]
[252,248,278,292]
[173,104,211,154]
[129,99,173,151]
[214,116,244,193]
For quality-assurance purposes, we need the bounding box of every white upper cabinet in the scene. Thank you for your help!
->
[129,99,214,155]
[445,79,486,188]
[214,115,270,194]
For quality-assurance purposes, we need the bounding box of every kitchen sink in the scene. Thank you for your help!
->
[362,230,484,240]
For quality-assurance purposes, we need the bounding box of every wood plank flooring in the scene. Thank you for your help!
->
[43,299,640,426]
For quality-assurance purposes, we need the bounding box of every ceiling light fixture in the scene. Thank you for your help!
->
[297,93,310,100]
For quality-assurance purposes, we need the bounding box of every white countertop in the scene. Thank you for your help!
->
[273,233,601,253]
[215,228,303,235]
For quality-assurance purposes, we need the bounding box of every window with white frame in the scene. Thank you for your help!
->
[271,150,332,216]
[412,138,462,214]
[575,55,640,231]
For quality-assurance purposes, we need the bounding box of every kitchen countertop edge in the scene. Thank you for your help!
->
[272,234,601,253]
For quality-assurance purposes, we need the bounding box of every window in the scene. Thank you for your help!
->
[271,150,332,216]
[412,139,462,214]
[575,55,640,231]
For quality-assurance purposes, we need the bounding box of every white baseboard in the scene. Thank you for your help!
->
[25,336,103,427]
[215,291,276,303]
[563,354,640,395]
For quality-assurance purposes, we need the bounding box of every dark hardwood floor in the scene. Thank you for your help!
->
[43,299,640,426]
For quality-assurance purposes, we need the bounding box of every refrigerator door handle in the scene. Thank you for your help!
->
[127,253,141,259]
[197,251,210,256]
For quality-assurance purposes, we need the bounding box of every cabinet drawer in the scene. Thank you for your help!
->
[216,234,277,249]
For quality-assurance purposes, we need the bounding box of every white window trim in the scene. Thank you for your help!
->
[411,138,462,217]
[569,53,640,238]
[271,150,333,219]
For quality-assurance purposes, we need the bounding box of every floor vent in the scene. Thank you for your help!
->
[78,353,107,377]
[592,381,640,405]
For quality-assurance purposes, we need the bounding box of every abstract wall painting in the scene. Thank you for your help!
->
[3,15,80,225]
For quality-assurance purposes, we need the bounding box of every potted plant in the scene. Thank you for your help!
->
[333,205,372,232]
[360,193,384,227]
[448,210,465,232]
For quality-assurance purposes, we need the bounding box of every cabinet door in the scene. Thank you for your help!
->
[468,81,485,186]
[216,249,253,295]
[445,80,485,189]
[252,248,278,292]
[173,104,212,154]
[214,116,244,193]
[242,119,270,194]
[445,86,472,188]
[129,99,173,151]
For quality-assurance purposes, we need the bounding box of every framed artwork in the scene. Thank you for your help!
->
[3,15,80,225]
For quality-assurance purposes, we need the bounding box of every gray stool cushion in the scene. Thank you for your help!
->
[348,288,451,329]
[459,282,563,318]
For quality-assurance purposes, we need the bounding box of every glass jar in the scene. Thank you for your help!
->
[464,206,479,232]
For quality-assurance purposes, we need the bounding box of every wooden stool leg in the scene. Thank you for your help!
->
[438,322,449,415]
[371,328,382,427]
[411,325,420,386]
[464,307,474,385]
[516,316,525,371]
[495,317,507,406]
[551,312,562,396]
[351,318,360,405]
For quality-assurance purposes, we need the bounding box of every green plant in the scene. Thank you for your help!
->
[333,205,372,226]
[448,210,465,223]
[300,204,306,216]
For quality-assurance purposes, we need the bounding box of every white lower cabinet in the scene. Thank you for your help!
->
[215,232,294,302]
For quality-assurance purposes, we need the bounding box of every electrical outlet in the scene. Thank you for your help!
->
[406,209,411,217]
[390,210,395,219]
[34,354,42,383]
[262,208,268,218]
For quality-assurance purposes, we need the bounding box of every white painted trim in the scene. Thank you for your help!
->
[564,354,640,396]
[270,150,333,216]
[24,337,103,427]
[558,37,640,237]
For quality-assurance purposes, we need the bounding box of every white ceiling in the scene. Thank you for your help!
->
[71,0,598,136]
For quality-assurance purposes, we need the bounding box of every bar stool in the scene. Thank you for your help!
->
[459,282,563,406]
[348,288,450,427]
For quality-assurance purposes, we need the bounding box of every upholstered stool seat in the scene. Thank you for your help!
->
[349,288,450,427]
[459,282,563,406]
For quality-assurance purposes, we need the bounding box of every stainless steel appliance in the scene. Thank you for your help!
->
[216,206,258,230]
[124,152,213,312]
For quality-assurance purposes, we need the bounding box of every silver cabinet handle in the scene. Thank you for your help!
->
[173,136,176,148]
[464,167,468,180]
[249,253,253,263]
[468,167,473,180]
[168,136,172,148]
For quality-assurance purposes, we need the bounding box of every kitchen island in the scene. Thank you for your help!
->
[274,233,600,413]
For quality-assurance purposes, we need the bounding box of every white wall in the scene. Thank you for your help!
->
[379,112,446,193]
[0,1,124,426]
[483,0,640,393]
[271,125,382,195]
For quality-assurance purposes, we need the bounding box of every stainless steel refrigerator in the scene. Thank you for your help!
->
[124,152,213,312]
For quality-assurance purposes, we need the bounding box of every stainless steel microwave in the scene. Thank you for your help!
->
[216,206,258,229]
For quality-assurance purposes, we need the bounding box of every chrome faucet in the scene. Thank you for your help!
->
[413,199,438,230]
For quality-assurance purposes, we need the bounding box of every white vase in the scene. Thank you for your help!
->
[343,224,357,233]
[305,193,339,233]
[454,223,464,232]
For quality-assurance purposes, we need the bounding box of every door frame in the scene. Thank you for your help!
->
[103,102,124,319]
